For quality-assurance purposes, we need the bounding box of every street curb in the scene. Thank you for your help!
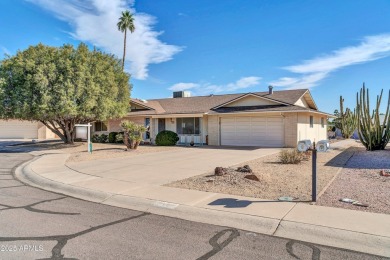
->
[15,156,111,203]
[14,154,390,258]
[15,156,281,236]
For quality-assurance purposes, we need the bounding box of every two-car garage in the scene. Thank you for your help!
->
[220,116,284,147]
[0,120,39,139]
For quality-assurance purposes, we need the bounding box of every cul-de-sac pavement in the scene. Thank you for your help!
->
[0,142,387,260]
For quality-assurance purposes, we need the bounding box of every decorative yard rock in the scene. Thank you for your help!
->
[380,169,390,177]
[237,165,252,173]
[244,174,260,182]
[215,167,228,176]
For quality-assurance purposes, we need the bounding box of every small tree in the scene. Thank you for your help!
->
[0,43,131,144]
[121,120,146,150]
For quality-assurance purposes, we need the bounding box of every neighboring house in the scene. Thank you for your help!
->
[0,120,56,139]
[95,87,333,148]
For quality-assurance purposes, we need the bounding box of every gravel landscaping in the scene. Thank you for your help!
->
[317,147,390,214]
[167,143,357,201]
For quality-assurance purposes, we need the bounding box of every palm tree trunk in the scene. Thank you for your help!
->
[122,29,127,70]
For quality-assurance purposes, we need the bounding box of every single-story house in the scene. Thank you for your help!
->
[0,119,57,139]
[95,87,333,148]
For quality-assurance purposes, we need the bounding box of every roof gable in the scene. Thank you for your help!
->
[213,93,289,109]
[294,90,318,110]
[130,100,154,111]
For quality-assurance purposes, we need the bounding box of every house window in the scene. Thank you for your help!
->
[321,117,325,128]
[176,118,200,134]
[94,121,107,131]
[309,116,314,128]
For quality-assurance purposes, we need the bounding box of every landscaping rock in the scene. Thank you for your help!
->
[244,174,260,182]
[215,167,228,176]
[237,165,252,173]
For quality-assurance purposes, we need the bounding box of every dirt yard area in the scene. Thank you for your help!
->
[317,148,390,214]
[167,144,357,201]
[65,143,180,163]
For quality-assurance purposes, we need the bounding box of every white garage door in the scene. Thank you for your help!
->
[221,116,284,147]
[0,120,38,139]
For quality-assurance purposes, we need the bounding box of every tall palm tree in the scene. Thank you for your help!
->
[117,10,135,70]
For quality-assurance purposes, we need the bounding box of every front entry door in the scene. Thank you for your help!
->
[158,118,165,133]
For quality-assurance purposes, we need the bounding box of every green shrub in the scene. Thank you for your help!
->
[279,149,304,164]
[91,134,100,143]
[91,133,108,143]
[108,132,118,143]
[155,130,179,146]
[99,134,108,143]
[116,133,124,143]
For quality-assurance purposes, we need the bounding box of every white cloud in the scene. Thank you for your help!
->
[169,76,261,95]
[270,33,390,89]
[0,45,11,56]
[27,0,182,80]
[169,83,199,91]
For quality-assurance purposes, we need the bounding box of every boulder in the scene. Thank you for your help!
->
[237,165,252,173]
[244,174,260,182]
[215,167,228,176]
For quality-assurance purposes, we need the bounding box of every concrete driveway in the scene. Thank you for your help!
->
[67,147,280,185]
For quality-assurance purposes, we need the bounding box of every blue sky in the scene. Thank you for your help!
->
[1,0,390,113]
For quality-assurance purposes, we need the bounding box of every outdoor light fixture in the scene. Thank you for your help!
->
[317,140,330,152]
[297,139,312,152]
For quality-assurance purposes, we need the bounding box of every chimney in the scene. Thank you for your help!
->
[268,85,273,95]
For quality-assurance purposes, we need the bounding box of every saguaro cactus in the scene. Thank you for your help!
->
[338,96,357,138]
[356,84,390,151]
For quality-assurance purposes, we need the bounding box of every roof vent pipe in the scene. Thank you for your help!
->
[268,85,273,95]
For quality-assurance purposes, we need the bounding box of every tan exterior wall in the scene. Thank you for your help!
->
[284,113,298,147]
[107,117,145,132]
[165,118,176,132]
[207,115,220,145]
[37,122,57,139]
[202,116,208,144]
[297,113,327,143]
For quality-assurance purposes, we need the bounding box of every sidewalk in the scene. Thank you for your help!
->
[16,148,390,257]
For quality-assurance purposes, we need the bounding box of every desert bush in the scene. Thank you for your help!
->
[108,132,118,143]
[121,121,146,150]
[279,149,304,164]
[155,130,179,146]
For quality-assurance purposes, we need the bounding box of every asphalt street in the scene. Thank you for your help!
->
[0,143,387,260]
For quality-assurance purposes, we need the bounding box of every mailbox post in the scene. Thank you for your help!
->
[311,142,317,202]
[297,139,329,202]
[75,123,92,153]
